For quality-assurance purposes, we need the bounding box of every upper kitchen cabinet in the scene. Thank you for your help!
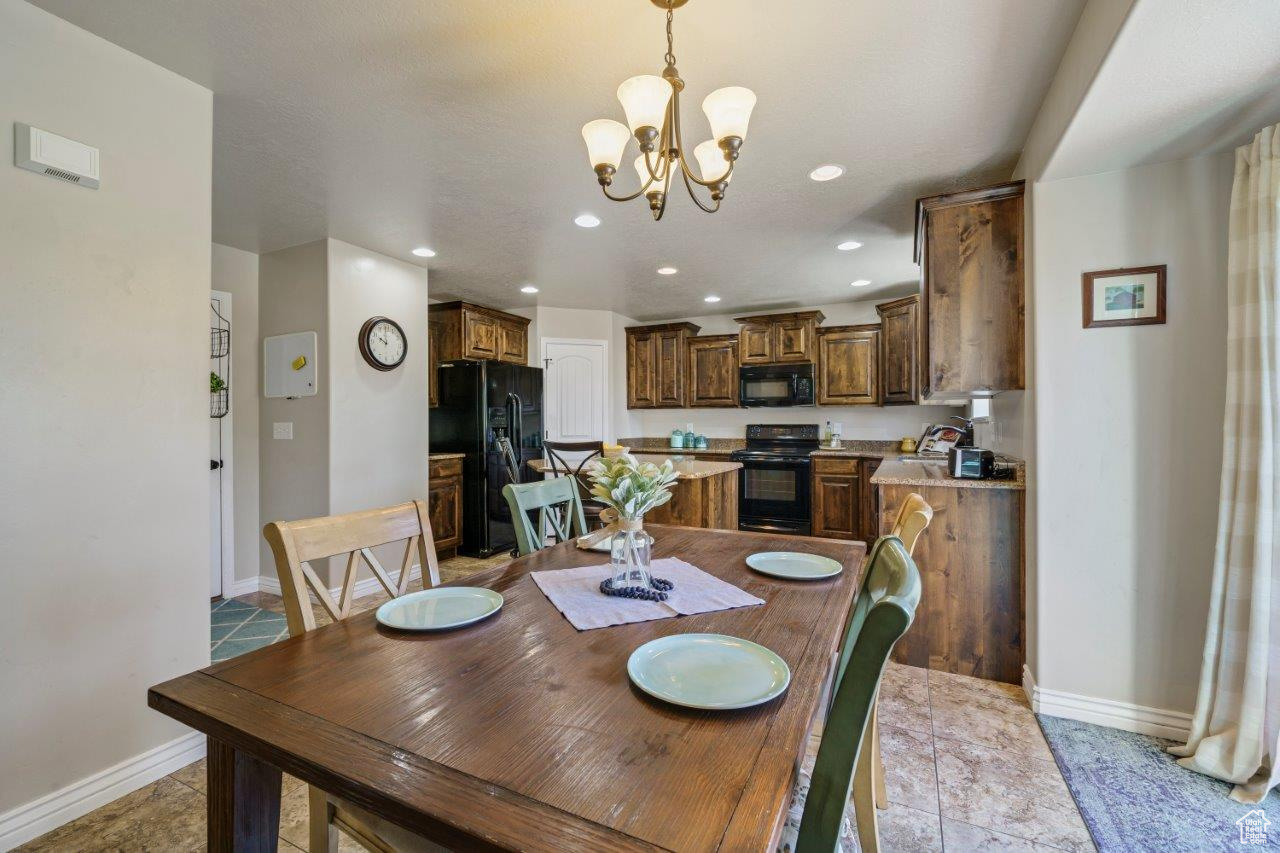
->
[817,324,880,406]
[626,322,701,409]
[687,335,740,408]
[915,180,1025,396]
[428,319,441,408]
[732,311,824,365]
[428,301,532,366]
[876,295,921,405]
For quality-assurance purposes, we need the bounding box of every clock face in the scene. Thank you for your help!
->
[359,317,407,370]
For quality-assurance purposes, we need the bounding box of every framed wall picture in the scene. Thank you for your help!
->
[1082,265,1166,328]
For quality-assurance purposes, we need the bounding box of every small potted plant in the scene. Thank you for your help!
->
[587,454,679,600]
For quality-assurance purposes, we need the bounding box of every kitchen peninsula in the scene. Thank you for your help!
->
[527,453,741,531]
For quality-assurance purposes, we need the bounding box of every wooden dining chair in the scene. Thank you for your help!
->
[262,501,444,853]
[542,439,608,529]
[889,492,933,556]
[502,477,588,556]
[783,537,922,853]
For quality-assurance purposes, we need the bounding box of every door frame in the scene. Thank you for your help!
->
[211,289,235,598]
[540,337,610,446]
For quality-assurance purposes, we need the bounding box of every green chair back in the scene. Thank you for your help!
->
[795,536,921,853]
[501,478,588,556]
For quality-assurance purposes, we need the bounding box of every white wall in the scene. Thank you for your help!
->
[326,239,430,576]
[213,243,261,583]
[1030,152,1233,713]
[0,0,212,837]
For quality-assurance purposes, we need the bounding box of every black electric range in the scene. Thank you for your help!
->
[730,424,820,536]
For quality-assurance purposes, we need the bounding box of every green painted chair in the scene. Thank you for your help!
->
[779,536,922,853]
[501,477,589,556]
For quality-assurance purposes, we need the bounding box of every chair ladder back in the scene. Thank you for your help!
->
[502,478,588,556]
[263,499,440,638]
[543,440,604,502]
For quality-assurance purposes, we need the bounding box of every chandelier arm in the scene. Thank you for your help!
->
[601,183,654,203]
[671,98,735,188]
[680,167,721,214]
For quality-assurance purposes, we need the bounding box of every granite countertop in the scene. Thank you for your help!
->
[871,457,1025,491]
[527,454,740,480]
[427,452,465,461]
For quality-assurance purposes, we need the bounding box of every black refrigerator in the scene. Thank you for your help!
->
[429,360,543,557]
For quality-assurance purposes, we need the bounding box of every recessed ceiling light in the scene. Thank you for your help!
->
[520,285,539,294]
[809,164,845,182]
[412,246,436,258]
[704,295,721,303]
[850,279,871,287]
[574,213,601,228]
[657,266,678,275]
[836,240,862,251]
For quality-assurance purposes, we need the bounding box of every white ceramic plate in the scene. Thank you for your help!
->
[745,551,843,580]
[627,633,791,710]
[375,587,503,631]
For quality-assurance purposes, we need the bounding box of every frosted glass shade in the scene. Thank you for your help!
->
[617,75,672,133]
[702,86,757,142]
[634,153,668,189]
[581,119,630,170]
[693,140,732,183]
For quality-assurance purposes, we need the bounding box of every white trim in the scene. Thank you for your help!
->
[211,289,235,599]
[1023,665,1192,741]
[257,564,422,601]
[0,731,205,850]
[221,575,260,598]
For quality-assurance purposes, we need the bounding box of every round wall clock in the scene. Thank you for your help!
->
[358,316,407,371]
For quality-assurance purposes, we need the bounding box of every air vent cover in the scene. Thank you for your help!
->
[14,123,99,189]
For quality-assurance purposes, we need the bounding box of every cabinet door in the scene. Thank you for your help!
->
[773,318,813,363]
[811,458,860,540]
[428,325,440,408]
[738,323,774,365]
[880,299,920,404]
[428,476,462,550]
[463,312,499,359]
[653,329,686,407]
[687,337,739,407]
[818,329,880,405]
[627,332,657,409]
[500,321,527,364]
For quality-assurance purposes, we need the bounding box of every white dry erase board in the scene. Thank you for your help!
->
[264,331,318,398]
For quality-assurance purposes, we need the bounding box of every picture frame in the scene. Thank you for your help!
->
[1082,265,1166,328]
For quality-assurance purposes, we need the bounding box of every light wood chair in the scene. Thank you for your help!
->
[262,501,444,852]
[866,491,933,814]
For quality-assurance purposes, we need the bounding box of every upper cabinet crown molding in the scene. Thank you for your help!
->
[429,301,530,366]
[914,180,1025,397]
[731,310,824,366]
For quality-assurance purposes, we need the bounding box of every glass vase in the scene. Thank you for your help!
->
[610,527,654,591]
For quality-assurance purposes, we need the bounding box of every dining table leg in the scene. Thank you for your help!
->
[206,736,283,852]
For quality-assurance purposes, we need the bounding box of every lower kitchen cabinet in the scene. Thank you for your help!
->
[428,456,463,557]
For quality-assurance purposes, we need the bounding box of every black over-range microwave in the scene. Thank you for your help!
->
[739,363,815,407]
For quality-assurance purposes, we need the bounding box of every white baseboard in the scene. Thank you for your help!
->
[221,575,260,598]
[1023,665,1192,741]
[257,564,422,601]
[0,731,205,851]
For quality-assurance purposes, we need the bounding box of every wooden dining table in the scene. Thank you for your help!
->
[150,524,866,852]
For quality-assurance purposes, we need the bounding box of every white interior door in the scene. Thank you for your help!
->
[542,338,609,451]
[210,291,234,598]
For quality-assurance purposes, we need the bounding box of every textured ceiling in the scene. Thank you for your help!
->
[1041,0,1280,181]
[30,0,1083,320]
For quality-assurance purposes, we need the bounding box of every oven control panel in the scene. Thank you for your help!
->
[745,424,820,442]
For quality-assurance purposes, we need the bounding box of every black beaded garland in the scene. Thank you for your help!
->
[599,577,674,602]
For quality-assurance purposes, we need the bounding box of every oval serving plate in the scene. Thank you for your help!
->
[375,587,503,632]
[745,551,843,580]
[627,633,791,710]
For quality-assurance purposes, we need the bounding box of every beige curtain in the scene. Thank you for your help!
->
[1169,124,1279,803]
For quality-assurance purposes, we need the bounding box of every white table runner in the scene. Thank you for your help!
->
[530,557,765,631]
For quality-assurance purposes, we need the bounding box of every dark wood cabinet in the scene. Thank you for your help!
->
[915,180,1025,397]
[732,311,824,365]
[427,456,463,557]
[811,457,862,540]
[625,322,700,409]
[428,301,531,366]
[817,324,880,405]
[687,335,739,407]
[876,295,921,405]
[428,321,440,408]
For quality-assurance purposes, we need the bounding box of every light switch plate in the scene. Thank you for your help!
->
[273,422,293,440]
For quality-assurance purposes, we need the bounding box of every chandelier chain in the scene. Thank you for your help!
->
[664,8,676,67]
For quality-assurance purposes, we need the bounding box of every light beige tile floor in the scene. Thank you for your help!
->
[19,552,1091,852]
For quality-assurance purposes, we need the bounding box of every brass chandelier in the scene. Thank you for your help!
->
[580,0,757,220]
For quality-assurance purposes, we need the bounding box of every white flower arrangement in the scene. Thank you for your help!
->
[588,454,680,520]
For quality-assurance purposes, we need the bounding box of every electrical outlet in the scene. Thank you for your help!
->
[273,422,293,440]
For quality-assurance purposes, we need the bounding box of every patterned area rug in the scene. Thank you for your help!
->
[210,598,289,662]
[1038,715,1280,852]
